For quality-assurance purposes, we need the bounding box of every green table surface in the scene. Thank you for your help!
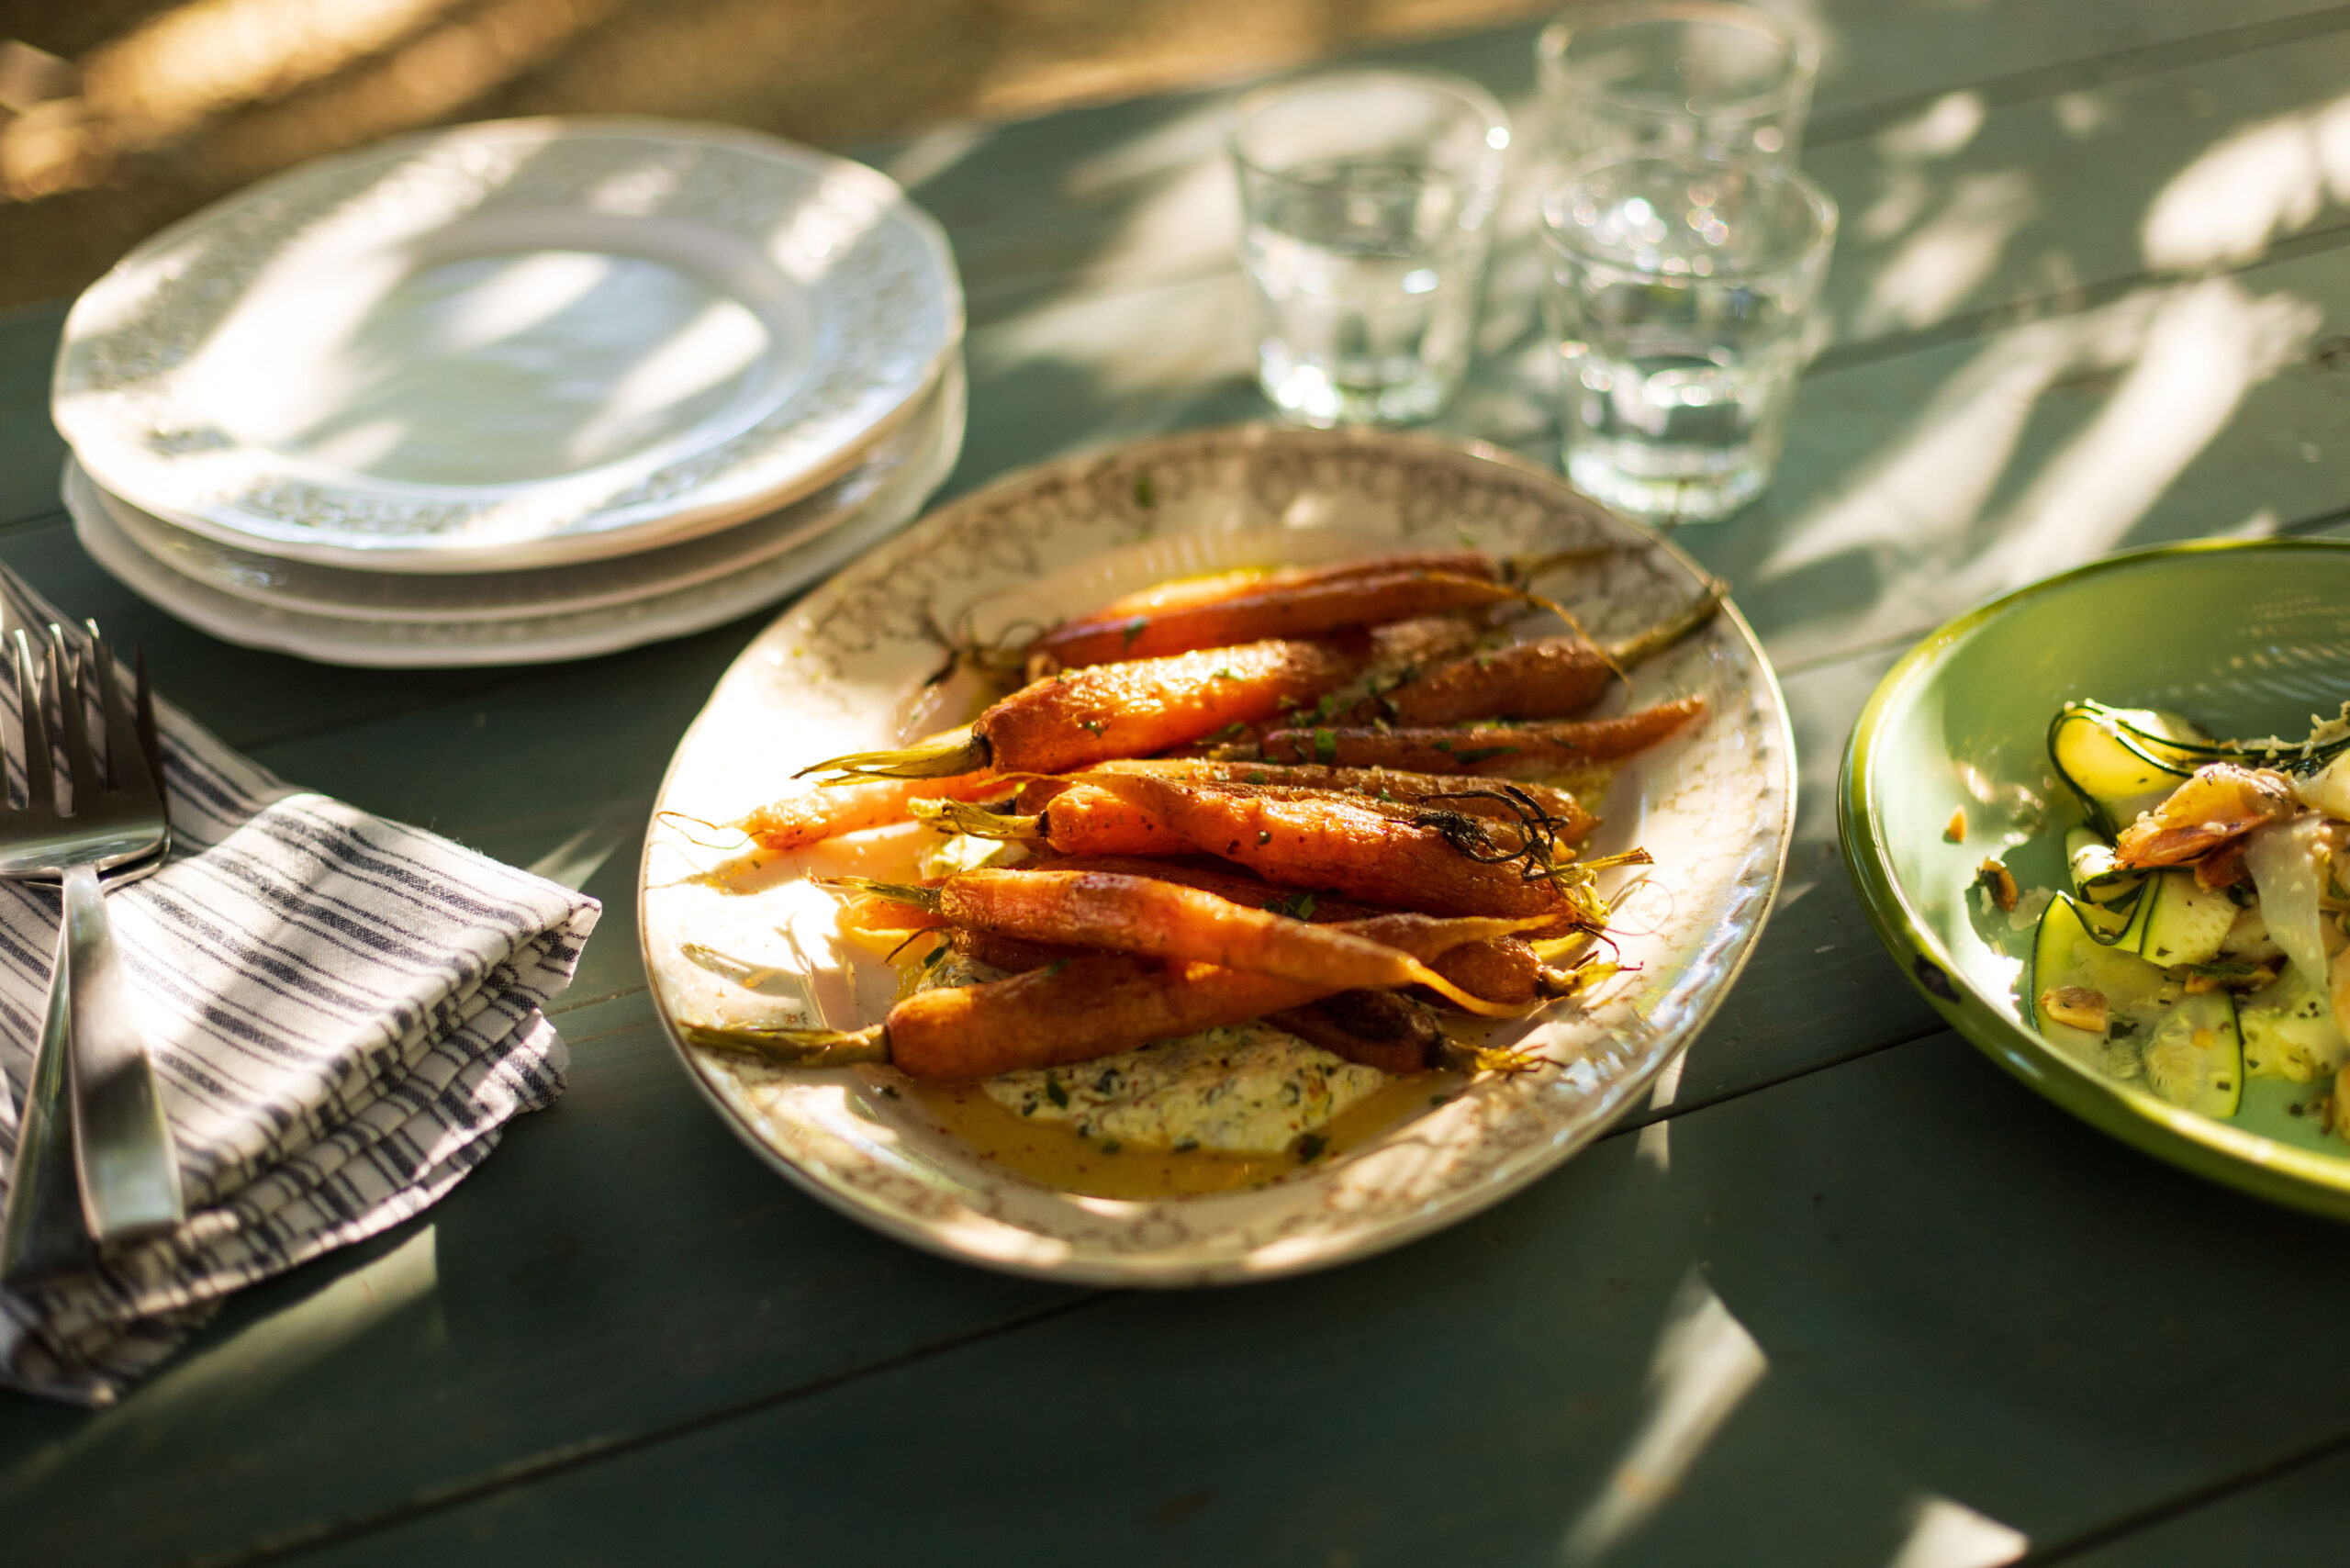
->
[7,3,2350,1562]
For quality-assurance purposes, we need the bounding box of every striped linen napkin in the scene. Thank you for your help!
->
[0,575,600,1405]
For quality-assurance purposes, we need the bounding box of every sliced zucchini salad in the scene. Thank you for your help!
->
[2027,700,2350,1133]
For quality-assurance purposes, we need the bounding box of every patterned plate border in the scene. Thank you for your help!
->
[53,118,961,569]
[638,425,1796,1284]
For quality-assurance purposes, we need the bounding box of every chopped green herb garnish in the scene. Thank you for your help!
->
[1313,727,1337,765]
[1207,721,1249,744]
[1045,1072,1069,1108]
[1043,958,1072,980]
[1135,472,1157,507]
[1295,1133,1327,1162]
[1122,617,1148,648]
[1245,770,1269,785]
[920,943,947,969]
[2188,961,2261,977]
[880,1085,900,1099]
[1450,745,1519,765]
[1100,1140,1122,1155]
[1257,829,1272,846]
[1174,1138,1199,1153]
[1080,720,1105,734]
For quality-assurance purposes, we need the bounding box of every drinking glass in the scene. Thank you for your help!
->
[1230,69,1510,427]
[1537,2,1817,172]
[1540,152,1836,522]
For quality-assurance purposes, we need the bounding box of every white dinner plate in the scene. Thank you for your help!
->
[638,426,1796,1285]
[54,118,961,572]
[67,358,964,667]
[72,358,962,625]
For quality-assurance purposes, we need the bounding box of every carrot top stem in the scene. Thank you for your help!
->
[1603,580,1725,669]
[1503,545,1616,587]
[911,797,1044,840]
[800,727,992,782]
[680,1020,890,1067]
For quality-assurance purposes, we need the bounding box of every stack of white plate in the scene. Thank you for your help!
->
[50,118,965,667]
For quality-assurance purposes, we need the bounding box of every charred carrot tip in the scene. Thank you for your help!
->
[679,1020,890,1068]
[800,728,991,782]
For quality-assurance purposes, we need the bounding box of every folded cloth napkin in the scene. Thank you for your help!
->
[0,574,600,1405]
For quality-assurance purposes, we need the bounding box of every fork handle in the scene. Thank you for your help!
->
[62,863,183,1244]
[0,923,94,1284]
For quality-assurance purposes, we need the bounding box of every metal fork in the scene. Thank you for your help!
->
[0,617,178,1283]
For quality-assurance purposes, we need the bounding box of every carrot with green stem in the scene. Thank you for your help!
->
[679,910,1567,1080]
[1243,695,1707,775]
[733,770,1013,853]
[1064,772,1644,920]
[930,853,1583,1007]
[832,868,1544,1017]
[1362,580,1722,725]
[1031,571,1586,670]
[801,637,1365,782]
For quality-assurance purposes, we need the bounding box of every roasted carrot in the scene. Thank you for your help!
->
[735,771,1009,853]
[1265,990,1452,1075]
[1248,696,1707,774]
[683,911,1540,1080]
[1082,760,1598,843]
[1032,571,1544,669]
[804,637,1364,780]
[935,918,1453,1073]
[1085,551,1497,621]
[1365,582,1722,725]
[1072,772,1573,918]
[847,869,1541,1016]
[993,853,1560,1006]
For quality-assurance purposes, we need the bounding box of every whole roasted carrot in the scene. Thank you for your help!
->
[1083,551,1497,623]
[1033,571,1546,669]
[1085,760,1598,842]
[735,771,1010,853]
[847,869,1539,1016]
[994,854,1560,1005]
[1074,772,1571,917]
[804,637,1363,780]
[1363,582,1723,725]
[1250,696,1707,774]
[682,912,1539,1080]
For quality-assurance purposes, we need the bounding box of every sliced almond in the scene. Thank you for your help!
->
[2039,984,2109,1033]
[1944,806,1967,843]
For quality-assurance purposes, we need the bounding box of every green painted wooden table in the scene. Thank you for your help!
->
[7,4,2350,1562]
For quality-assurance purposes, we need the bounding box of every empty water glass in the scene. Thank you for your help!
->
[1230,70,1510,427]
[1537,2,1817,172]
[1540,153,1835,522]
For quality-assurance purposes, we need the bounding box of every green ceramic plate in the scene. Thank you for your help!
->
[1840,538,2350,1219]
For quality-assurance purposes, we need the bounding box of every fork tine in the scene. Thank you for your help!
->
[12,629,50,815]
[84,622,151,799]
[43,624,95,808]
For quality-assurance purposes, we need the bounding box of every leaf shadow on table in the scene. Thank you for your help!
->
[244,1027,2350,1568]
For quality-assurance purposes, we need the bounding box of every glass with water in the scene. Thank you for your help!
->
[1231,71,1509,427]
[1540,154,1835,522]
[1536,1,1817,174]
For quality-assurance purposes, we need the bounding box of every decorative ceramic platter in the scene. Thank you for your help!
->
[67,361,962,668]
[1841,539,2350,1220]
[639,426,1795,1284]
[53,118,961,572]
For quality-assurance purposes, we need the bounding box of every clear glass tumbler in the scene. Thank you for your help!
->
[1537,2,1817,172]
[1540,153,1836,522]
[1230,70,1510,428]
